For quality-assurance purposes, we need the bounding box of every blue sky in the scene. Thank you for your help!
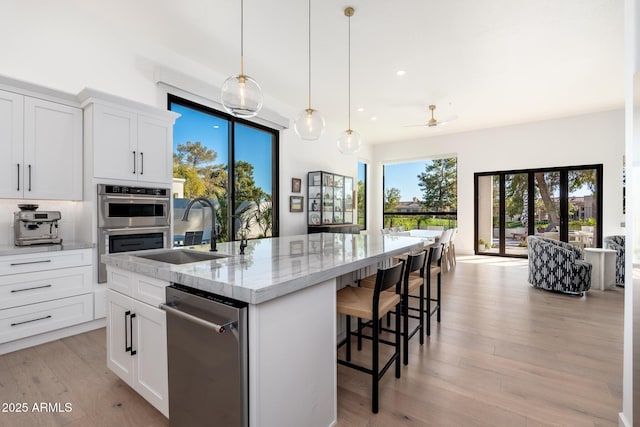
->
[384,160,430,202]
[171,103,272,194]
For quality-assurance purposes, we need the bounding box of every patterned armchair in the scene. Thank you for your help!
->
[527,236,592,295]
[604,235,625,286]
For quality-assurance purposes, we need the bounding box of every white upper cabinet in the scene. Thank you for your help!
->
[24,97,83,200]
[91,104,138,181]
[0,91,24,198]
[83,92,177,185]
[0,89,82,200]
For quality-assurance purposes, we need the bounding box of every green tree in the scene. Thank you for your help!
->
[384,187,401,211]
[357,180,365,226]
[417,158,457,211]
[176,141,216,169]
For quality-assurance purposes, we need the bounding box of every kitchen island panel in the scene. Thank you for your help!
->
[249,278,336,427]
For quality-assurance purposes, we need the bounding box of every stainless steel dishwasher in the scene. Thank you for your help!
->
[161,284,248,427]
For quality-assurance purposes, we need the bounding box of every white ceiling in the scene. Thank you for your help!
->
[104,0,624,144]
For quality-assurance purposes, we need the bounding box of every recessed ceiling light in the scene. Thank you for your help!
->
[357,107,365,112]
[396,70,406,76]
[370,116,377,121]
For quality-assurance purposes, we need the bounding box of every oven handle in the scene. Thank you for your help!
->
[102,226,170,234]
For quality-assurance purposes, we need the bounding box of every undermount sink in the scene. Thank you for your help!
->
[135,249,229,265]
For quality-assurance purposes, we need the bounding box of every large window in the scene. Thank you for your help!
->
[475,165,602,257]
[169,95,278,245]
[357,161,367,230]
[382,158,457,230]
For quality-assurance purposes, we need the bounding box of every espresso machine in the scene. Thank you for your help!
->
[14,204,63,246]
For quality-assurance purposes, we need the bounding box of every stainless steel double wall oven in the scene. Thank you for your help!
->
[98,184,171,283]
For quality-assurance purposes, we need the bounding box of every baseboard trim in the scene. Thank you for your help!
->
[0,318,105,355]
[619,411,631,427]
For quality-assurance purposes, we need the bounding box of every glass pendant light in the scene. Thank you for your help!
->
[337,6,361,155]
[221,0,263,118]
[294,0,325,141]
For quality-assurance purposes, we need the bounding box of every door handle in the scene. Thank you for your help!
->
[28,164,31,192]
[132,151,137,174]
[159,303,232,333]
[130,313,137,356]
[16,164,20,191]
[125,310,132,353]
[140,152,144,175]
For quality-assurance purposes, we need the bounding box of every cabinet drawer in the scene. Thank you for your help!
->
[0,249,91,276]
[0,294,93,344]
[0,266,92,309]
[107,266,169,306]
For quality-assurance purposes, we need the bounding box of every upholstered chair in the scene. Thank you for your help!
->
[527,236,592,295]
[604,235,625,287]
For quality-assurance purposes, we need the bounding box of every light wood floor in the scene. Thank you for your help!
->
[0,256,623,427]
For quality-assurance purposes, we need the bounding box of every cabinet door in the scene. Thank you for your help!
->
[106,289,135,384]
[137,115,172,184]
[0,90,24,198]
[23,97,82,200]
[133,300,169,417]
[92,104,137,181]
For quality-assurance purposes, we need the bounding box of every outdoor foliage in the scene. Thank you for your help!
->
[417,158,457,212]
[384,187,401,212]
[173,141,271,239]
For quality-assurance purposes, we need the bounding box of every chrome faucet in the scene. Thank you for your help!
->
[181,197,219,252]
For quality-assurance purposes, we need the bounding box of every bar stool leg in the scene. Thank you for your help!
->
[403,293,409,365]
[426,272,432,336]
[395,302,401,378]
[372,312,379,413]
[419,282,425,345]
[437,270,442,322]
[357,318,363,350]
[346,315,352,362]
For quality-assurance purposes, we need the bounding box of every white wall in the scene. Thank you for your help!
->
[372,109,625,254]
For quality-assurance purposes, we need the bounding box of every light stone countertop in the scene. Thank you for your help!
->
[0,241,94,256]
[102,233,425,305]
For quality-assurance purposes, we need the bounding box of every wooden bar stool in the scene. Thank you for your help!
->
[336,260,404,413]
[360,250,427,365]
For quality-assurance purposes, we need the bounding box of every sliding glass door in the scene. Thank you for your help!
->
[475,165,602,257]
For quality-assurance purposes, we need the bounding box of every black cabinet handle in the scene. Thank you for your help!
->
[11,284,52,293]
[140,152,144,175]
[16,164,20,191]
[132,151,136,174]
[10,259,52,266]
[125,310,132,353]
[130,313,137,356]
[28,164,31,191]
[11,315,51,327]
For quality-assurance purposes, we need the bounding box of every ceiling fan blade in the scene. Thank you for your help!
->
[403,123,429,127]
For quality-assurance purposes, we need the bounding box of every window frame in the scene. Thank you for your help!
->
[168,94,280,239]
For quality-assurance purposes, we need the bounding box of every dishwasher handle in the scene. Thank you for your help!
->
[159,303,233,334]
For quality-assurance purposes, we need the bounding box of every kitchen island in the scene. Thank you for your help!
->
[102,232,424,426]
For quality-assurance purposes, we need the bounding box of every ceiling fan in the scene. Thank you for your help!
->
[405,104,458,128]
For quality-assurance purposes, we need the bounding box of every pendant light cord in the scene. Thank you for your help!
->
[240,0,244,76]
[347,11,351,130]
[307,0,312,110]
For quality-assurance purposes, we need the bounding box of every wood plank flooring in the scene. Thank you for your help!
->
[0,255,623,427]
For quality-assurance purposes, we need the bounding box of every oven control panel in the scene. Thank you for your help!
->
[101,185,168,197]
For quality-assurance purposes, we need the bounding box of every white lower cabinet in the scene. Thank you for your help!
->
[0,294,93,344]
[106,281,169,417]
[0,249,94,347]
